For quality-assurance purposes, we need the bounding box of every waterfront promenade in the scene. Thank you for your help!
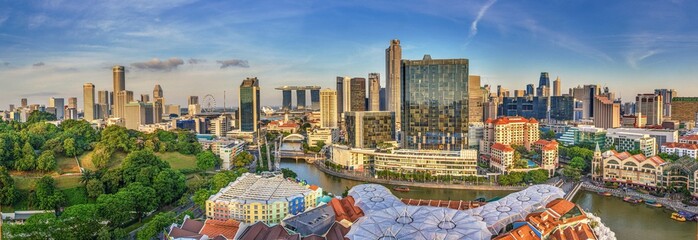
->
[312,161,526,191]
[581,182,698,215]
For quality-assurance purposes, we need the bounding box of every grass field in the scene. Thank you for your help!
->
[156,152,197,170]
[56,155,81,173]
[79,151,128,171]
[12,175,82,190]
[3,175,85,212]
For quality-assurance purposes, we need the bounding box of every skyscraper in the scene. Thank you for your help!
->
[83,83,95,121]
[67,97,77,109]
[571,84,601,119]
[385,39,402,131]
[112,65,126,118]
[49,97,65,120]
[115,90,133,118]
[537,72,550,97]
[188,96,199,105]
[526,84,535,96]
[402,55,469,150]
[636,93,663,126]
[345,111,395,148]
[349,77,366,112]
[593,96,620,129]
[124,101,153,130]
[21,98,27,108]
[320,89,338,128]
[97,90,109,119]
[468,75,484,123]
[239,77,260,132]
[379,87,386,111]
[153,85,164,121]
[153,85,163,99]
[336,77,344,118]
[654,89,677,117]
[140,94,150,103]
[368,73,381,111]
[553,77,561,96]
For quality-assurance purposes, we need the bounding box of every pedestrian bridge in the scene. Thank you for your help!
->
[282,133,305,142]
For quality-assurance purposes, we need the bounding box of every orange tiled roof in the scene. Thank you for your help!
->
[308,185,320,191]
[400,198,485,210]
[493,224,541,240]
[200,219,240,240]
[662,142,698,150]
[611,151,665,166]
[529,118,539,124]
[485,118,494,124]
[330,196,364,223]
[681,135,698,141]
[492,143,515,152]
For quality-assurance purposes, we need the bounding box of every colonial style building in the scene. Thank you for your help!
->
[592,148,665,188]
[533,139,560,176]
[661,142,698,159]
[489,143,515,174]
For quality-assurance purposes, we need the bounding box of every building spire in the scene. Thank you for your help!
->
[595,142,601,153]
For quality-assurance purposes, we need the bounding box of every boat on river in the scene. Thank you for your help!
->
[598,191,612,196]
[644,199,662,208]
[623,196,642,204]
[393,186,410,192]
[671,212,687,222]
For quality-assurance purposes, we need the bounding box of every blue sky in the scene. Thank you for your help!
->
[1,0,698,109]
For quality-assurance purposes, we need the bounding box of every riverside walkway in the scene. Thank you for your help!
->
[582,182,698,215]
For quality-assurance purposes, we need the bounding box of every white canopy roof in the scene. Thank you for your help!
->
[348,184,405,212]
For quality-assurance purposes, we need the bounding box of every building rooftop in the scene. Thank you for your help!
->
[282,204,336,237]
[492,143,515,152]
[167,216,241,240]
[662,142,698,150]
[208,173,317,204]
[602,150,665,166]
[681,135,698,141]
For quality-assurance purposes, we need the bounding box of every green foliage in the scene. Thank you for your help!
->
[121,149,169,185]
[542,130,556,140]
[86,179,105,199]
[100,125,133,153]
[97,191,133,226]
[497,172,526,185]
[211,170,242,190]
[63,138,77,157]
[0,166,17,205]
[569,157,587,170]
[36,150,57,172]
[193,189,214,210]
[657,152,680,161]
[196,150,217,171]
[563,165,582,181]
[14,141,37,171]
[35,176,66,210]
[91,143,113,169]
[101,168,123,194]
[234,151,254,168]
[26,110,57,124]
[525,169,549,184]
[137,212,177,240]
[123,182,158,222]
[152,168,187,205]
[281,168,298,179]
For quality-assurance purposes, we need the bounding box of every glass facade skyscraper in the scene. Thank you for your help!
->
[239,77,260,132]
[401,55,469,151]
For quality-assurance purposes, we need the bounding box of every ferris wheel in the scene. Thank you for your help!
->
[202,94,216,112]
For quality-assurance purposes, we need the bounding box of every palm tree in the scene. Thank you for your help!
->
[81,169,95,184]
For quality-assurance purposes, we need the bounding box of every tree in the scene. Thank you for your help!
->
[542,130,556,140]
[100,125,132,152]
[0,166,17,205]
[563,165,582,181]
[36,150,57,172]
[97,192,134,226]
[15,141,37,171]
[86,179,105,199]
[569,157,587,171]
[513,151,528,169]
[34,176,66,210]
[137,212,177,240]
[211,170,240,190]
[91,144,113,169]
[281,168,298,179]
[60,204,104,239]
[196,150,217,171]
[121,149,169,185]
[26,111,57,124]
[153,169,187,205]
[525,169,549,184]
[101,168,123,194]
[193,189,213,210]
[63,138,77,157]
[122,182,158,222]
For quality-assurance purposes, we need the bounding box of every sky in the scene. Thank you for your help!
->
[1,0,698,109]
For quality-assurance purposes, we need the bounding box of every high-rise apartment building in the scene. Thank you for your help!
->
[654,89,676,117]
[345,111,395,148]
[83,83,95,121]
[480,116,540,156]
[48,97,64,119]
[124,101,153,130]
[385,39,402,131]
[636,93,663,126]
[349,77,366,112]
[593,96,620,129]
[320,89,338,128]
[97,90,109,119]
[112,66,126,118]
[553,77,561,96]
[368,73,380,111]
[115,90,134,118]
[499,96,575,121]
[239,77,260,132]
[402,55,469,150]
[336,77,344,118]
[468,75,484,123]
[211,115,231,137]
[537,72,550,97]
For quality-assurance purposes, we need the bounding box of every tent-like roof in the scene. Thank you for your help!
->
[346,206,490,240]
[348,184,405,212]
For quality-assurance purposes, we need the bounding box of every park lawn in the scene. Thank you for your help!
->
[61,187,91,206]
[156,152,197,170]
[3,176,85,212]
[79,151,128,171]
[56,155,81,173]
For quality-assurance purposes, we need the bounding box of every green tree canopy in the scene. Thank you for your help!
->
[0,166,17,205]
[196,150,217,171]
[152,168,186,205]
[36,150,57,172]
[136,212,177,240]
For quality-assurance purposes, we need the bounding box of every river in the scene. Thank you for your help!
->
[280,159,697,240]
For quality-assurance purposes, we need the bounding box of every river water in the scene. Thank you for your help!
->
[280,159,697,240]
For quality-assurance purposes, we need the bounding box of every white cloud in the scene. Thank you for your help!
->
[469,0,497,39]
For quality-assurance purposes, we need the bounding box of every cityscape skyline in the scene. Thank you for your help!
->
[1,0,698,109]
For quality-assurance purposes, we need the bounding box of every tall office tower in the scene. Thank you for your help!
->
[21,98,27,108]
[97,90,109,119]
[112,65,125,117]
[140,94,150,103]
[349,77,366,112]
[553,76,561,96]
[593,96,620,129]
[379,87,386,111]
[386,39,402,131]
[636,93,663,126]
[115,90,134,118]
[320,89,338,128]
[49,97,65,119]
[402,55,469,150]
[152,99,163,123]
[526,84,535,96]
[210,115,231,137]
[296,90,306,109]
[9,104,14,111]
[188,96,199,106]
[654,89,677,117]
[239,77,260,132]
[124,101,153,130]
[336,77,344,117]
[345,111,395,148]
[342,77,351,115]
[153,85,163,98]
[468,75,484,123]
[368,73,381,111]
[537,72,550,97]
[310,89,320,110]
[83,83,95,121]
[513,90,525,97]
[67,97,77,109]
[571,84,601,119]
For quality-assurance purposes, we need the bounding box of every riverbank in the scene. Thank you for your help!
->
[312,161,526,191]
[581,182,698,215]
